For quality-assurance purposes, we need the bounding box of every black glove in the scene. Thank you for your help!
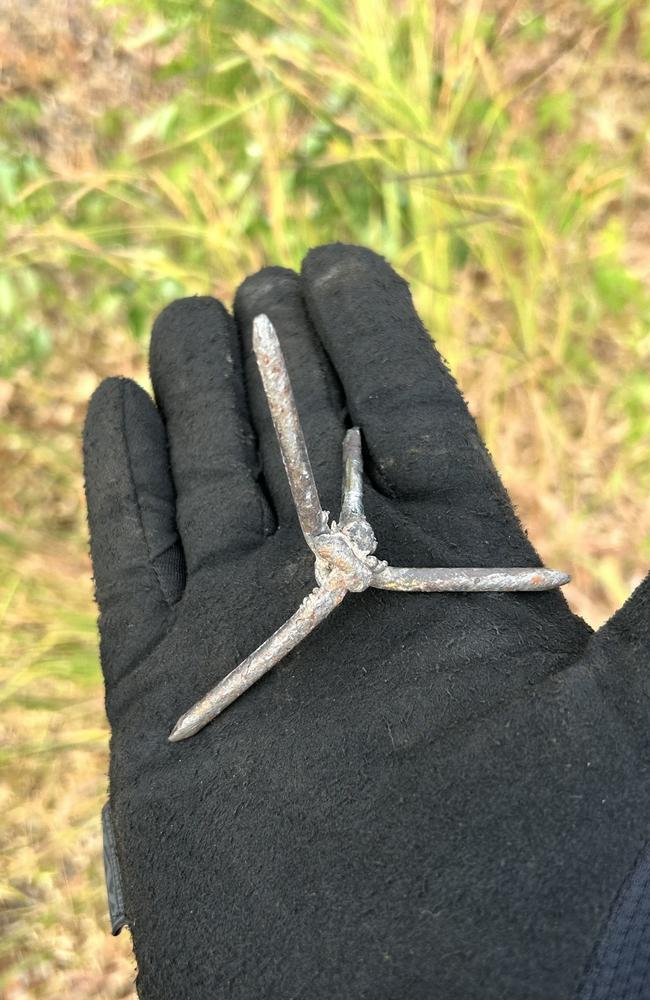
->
[83,243,649,1000]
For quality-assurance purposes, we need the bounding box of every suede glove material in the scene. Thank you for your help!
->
[83,243,650,1000]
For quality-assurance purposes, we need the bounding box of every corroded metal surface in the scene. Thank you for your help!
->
[340,427,364,525]
[168,584,347,742]
[338,427,377,556]
[169,314,570,742]
[371,566,570,592]
[252,314,328,546]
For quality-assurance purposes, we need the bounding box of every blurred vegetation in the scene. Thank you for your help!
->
[1,0,649,995]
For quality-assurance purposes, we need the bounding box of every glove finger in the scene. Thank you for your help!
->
[233,267,346,529]
[83,377,183,687]
[301,243,537,565]
[149,297,272,574]
[589,571,650,740]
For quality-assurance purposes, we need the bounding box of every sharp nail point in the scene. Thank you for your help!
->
[168,719,187,742]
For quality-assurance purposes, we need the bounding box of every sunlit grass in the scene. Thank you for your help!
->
[1,0,649,994]
[0,564,137,998]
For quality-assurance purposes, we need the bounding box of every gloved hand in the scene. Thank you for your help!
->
[84,243,649,1000]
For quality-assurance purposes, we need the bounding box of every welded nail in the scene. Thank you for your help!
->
[371,566,570,592]
[252,314,327,547]
[169,584,348,742]
[170,314,570,741]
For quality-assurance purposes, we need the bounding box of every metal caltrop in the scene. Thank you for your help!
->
[169,314,570,742]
